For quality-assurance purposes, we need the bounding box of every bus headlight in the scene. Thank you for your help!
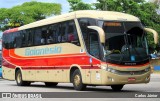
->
[101,65,107,70]
[107,68,111,72]
[101,66,117,73]
[145,67,150,72]
[106,67,116,73]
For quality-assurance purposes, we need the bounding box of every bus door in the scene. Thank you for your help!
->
[87,31,102,84]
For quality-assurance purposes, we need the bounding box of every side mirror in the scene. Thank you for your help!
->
[144,28,159,44]
[87,26,105,44]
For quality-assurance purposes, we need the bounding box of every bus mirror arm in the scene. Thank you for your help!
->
[87,26,105,44]
[144,28,159,44]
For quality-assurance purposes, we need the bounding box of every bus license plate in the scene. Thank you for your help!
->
[128,77,136,82]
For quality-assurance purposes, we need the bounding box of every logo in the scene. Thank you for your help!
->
[1,93,42,98]
[125,63,136,65]
[2,93,11,98]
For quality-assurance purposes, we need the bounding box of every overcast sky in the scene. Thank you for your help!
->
[0,0,97,13]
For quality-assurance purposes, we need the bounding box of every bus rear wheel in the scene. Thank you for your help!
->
[16,70,30,86]
[45,82,58,87]
[72,69,86,91]
[111,85,124,91]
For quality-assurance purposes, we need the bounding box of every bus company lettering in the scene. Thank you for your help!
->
[25,46,62,56]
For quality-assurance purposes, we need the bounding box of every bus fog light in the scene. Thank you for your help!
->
[145,67,150,72]
[145,76,150,81]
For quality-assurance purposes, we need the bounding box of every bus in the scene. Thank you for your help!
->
[2,10,158,91]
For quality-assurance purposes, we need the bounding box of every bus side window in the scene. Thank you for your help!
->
[9,33,14,49]
[59,22,67,43]
[46,29,54,44]
[2,35,6,49]
[21,30,28,47]
[34,28,42,46]
[67,20,80,46]
[3,34,10,49]
[78,18,97,49]
[41,29,47,45]
[27,30,34,46]
[89,31,100,59]
[51,24,59,44]
[15,32,22,48]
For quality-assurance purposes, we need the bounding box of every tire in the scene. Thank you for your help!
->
[111,85,124,91]
[72,69,86,91]
[45,82,58,87]
[16,70,30,86]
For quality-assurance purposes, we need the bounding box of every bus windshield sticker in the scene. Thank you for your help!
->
[131,55,135,61]
[80,49,84,53]
[89,58,92,64]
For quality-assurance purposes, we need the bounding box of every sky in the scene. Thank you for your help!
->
[0,0,97,13]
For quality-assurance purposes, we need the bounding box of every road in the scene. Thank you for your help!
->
[0,74,160,101]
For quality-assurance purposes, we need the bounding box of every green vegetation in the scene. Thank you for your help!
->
[0,1,61,31]
[67,0,94,12]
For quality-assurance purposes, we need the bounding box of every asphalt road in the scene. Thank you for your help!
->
[0,74,160,101]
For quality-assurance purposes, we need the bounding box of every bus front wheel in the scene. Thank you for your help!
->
[16,70,30,86]
[72,69,86,91]
[111,85,124,91]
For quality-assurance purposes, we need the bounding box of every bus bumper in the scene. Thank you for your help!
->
[101,70,151,85]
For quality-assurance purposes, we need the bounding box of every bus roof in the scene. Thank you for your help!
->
[4,10,140,33]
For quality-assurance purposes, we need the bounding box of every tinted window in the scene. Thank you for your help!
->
[58,22,67,42]
[49,24,59,44]
[89,32,100,59]
[27,30,34,46]
[21,30,28,47]
[2,34,8,49]
[67,20,80,46]
[78,18,96,46]
[34,28,42,46]
[14,32,22,48]
[2,20,80,49]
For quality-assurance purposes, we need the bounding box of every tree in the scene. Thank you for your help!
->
[0,1,61,31]
[67,0,94,11]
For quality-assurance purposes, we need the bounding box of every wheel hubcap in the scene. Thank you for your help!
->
[74,75,80,86]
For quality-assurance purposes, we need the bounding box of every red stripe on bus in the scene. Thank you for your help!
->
[81,66,100,69]
[3,28,19,34]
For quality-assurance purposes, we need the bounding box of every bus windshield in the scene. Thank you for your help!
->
[102,22,149,65]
